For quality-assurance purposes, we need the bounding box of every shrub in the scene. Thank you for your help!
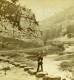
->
[59,61,72,71]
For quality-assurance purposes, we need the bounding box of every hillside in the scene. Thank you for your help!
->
[40,6,74,41]
[0,0,43,49]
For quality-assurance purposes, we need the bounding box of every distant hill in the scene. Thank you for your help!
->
[40,6,74,41]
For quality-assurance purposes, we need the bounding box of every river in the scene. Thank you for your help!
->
[0,54,72,80]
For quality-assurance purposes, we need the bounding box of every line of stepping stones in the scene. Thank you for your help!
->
[0,57,61,80]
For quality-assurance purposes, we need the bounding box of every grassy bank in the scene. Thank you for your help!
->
[0,37,43,50]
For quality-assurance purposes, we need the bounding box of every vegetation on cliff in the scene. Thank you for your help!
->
[0,0,43,49]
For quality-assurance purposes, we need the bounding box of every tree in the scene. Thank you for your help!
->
[0,0,5,3]
[67,25,74,34]
[11,0,18,4]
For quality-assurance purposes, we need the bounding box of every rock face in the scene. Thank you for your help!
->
[0,0,43,49]
[43,75,61,80]
[0,0,40,38]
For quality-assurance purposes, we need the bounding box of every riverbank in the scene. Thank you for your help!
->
[0,43,74,80]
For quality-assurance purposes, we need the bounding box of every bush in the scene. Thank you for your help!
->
[67,25,74,35]
[59,61,72,71]
[67,33,74,38]
[67,33,72,38]
[52,41,65,51]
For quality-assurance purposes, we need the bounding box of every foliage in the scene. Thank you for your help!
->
[0,0,22,30]
[0,0,40,40]
[67,25,74,38]
[0,36,43,50]
[59,61,72,71]
[51,41,65,51]
[41,6,74,40]
[11,0,18,4]
[0,0,38,32]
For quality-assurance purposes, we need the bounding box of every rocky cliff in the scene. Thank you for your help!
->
[0,0,43,49]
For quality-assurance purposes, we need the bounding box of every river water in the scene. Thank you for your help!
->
[0,54,72,80]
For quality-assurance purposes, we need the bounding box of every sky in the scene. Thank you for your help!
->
[8,0,74,21]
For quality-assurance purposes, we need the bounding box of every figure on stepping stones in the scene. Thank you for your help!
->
[37,53,43,72]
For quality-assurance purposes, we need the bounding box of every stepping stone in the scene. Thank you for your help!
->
[2,57,9,62]
[24,67,34,71]
[2,59,7,62]
[3,59,10,62]
[28,69,37,75]
[6,59,10,63]
[43,75,61,80]
[36,72,48,78]
[8,60,12,64]
[2,66,11,70]
[9,64,14,68]
[0,57,3,61]
[0,57,4,61]
[9,60,15,65]
[14,62,20,67]
[19,64,27,68]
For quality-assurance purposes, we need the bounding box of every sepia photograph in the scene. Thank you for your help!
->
[0,0,74,80]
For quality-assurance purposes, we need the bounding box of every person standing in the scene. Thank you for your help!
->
[37,54,43,72]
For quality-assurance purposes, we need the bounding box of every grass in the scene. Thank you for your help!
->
[0,36,43,50]
[0,44,60,63]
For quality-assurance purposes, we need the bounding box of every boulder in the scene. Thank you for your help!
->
[36,72,48,78]
[43,75,61,80]
[28,69,37,75]
[19,64,27,68]
[24,67,34,71]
